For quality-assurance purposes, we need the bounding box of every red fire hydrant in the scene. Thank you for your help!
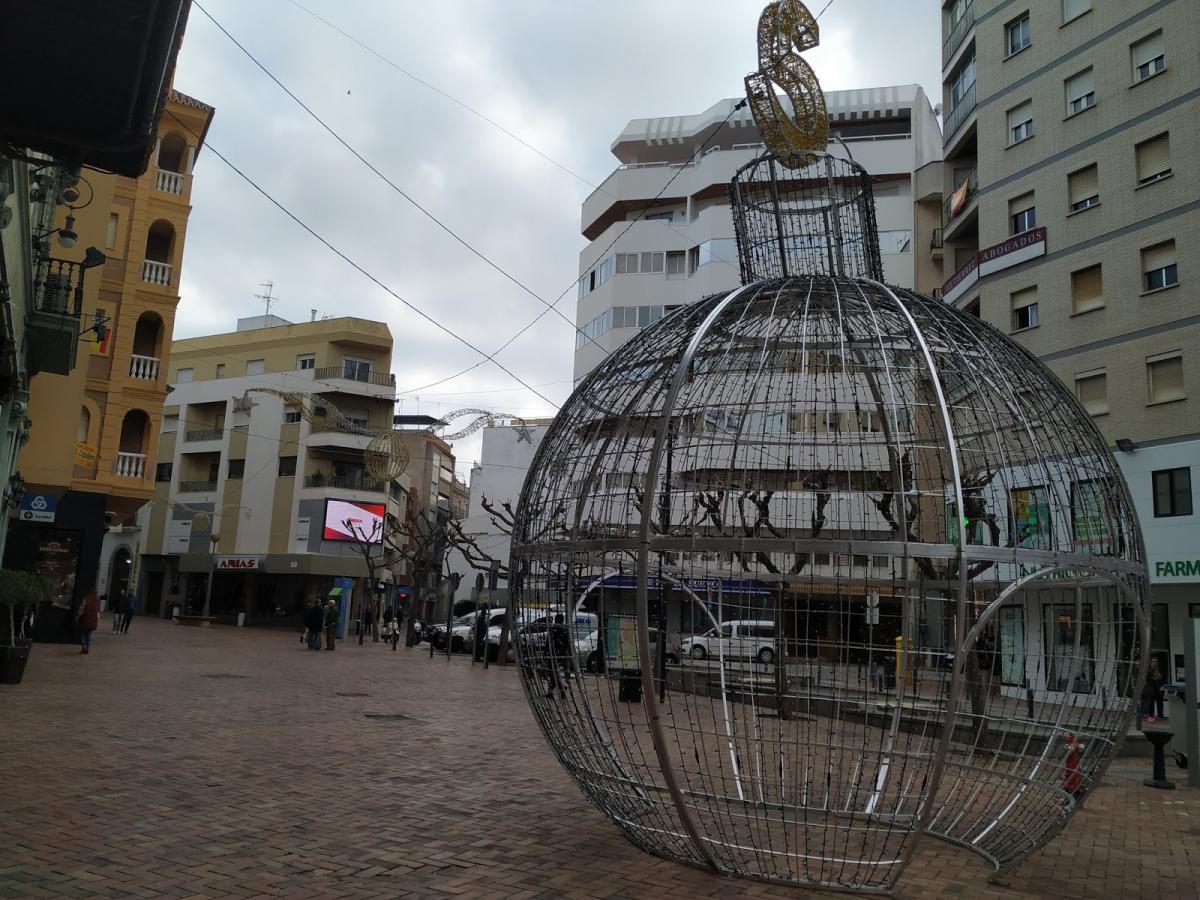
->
[1064,734,1083,796]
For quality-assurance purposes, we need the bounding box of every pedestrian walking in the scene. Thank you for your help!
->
[76,590,101,654]
[119,590,136,634]
[1141,657,1165,723]
[381,607,400,651]
[323,597,338,651]
[303,599,324,650]
[109,591,121,634]
[544,613,571,698]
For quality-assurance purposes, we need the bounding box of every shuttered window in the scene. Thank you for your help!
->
[1132,31,1165,82]
[1063,0,1091,23]
[1065,68,1095,115]
[1142,241,1178,291]
[1075,371,1107,416]
[1147,353,1185,404]
[1136,133,1171,183]
[1007,101,1033,144]
[1011,287,1038,331]
[1009,192,1036,234]
[1071,264,1104,313]
[1068,164,1099,211]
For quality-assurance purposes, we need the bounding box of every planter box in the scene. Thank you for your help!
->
[0,642,31,684]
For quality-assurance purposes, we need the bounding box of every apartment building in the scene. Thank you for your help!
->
[940,0,1198,674]
[3,89,213,618]
[572,86,945,381]
[139,315,407,626]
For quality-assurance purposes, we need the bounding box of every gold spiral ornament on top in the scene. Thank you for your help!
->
[744,0,829,169]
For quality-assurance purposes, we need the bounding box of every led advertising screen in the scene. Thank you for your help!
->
[323,499,386,543]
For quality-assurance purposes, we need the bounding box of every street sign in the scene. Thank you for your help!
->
[18,493,56,523]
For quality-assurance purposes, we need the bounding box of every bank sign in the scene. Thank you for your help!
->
[1155,559,1200,580]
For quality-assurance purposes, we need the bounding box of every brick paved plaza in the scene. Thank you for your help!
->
[1,619,1196,899]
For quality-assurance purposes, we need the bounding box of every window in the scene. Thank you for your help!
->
[951,54,976,107]
[1062,0,1090,23]
[616,252,637,274]
[342,358,370,381]
[278,456,297,477]
[297,354,315,370]
[1071,264,1103,314]
[1044,603,1095,693]
[1135,133,1171,184]
[227,458,245,479]
[644,210,674,223]
[215,363,225,379]
[105,213,119,249]
[1011,286,1038,330]
[1007,100,1033,144]
[283,408,302,424]
[1066,164,1099,212]
[688,245,700,275]
[245,359,265,376]
[878,230,912,253]
[175,367,193,383]
[1006,13,1030,56]
[1142,241,1177,292]
[1131,31,1165,82]
[1147,352,1185,404]
[641,251,665,274]
[1153,467,1193,517]
[1075,370,1107,415]
[1009,193,1035,234]
[666,250,686,276]
[1065,68,1095,115]
[155,462,173,483]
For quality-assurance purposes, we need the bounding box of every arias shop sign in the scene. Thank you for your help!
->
[216,556,264,571]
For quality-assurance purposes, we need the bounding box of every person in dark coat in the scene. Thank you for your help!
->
[545,613,571,697]
[1141,657,1166,722]
[76,591,101,654]
[303,600,324,650]
[119,590,136,634]
[323,598,339,651]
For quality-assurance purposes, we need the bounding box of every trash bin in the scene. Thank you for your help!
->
[619,670,643,703]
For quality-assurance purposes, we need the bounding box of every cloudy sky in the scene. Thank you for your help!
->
[171,0,941,473]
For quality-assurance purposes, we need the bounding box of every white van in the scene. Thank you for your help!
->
[680,620,777,664]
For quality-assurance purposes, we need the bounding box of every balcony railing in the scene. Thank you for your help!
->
[113,452,146,479]
[930,228,944,251]
[303,473,386,492]
[178,480,217,493]
[33,257,85,317]
[129,354,160,381]
[155,169,184,194]
[142,259,172,285]
[313,365,395,387]
[942,1,975,67]
[943,168,978,223]
[944,82,977,142]
[184,428,223,442]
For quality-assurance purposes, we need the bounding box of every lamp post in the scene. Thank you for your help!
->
[202,533,219,617]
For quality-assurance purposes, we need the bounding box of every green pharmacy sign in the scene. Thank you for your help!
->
[1156,560,1200,579]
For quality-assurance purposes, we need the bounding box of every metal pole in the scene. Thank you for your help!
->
[201,536,216,617]
[1185,612,1200,786]
[484,560,500,670]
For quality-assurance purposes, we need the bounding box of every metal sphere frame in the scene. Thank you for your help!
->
[510,276,1147,893]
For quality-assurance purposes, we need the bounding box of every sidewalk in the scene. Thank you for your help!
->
[0,619,1195,898]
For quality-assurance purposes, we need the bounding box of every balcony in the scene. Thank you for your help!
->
[27,256,86,376]
[944,83,977,143]
[113,452,146,480]
[312,365,395,387]
[930,228,944,259]
[184,428,223,442]
[942,2,975,68]
[303,473,386,493]
[129,354,160,382]
[178,480,216,494]
[155,169,184,195]
[142,259,172,286]
[943,168,978,225]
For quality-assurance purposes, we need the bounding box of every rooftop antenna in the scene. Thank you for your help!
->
[254,280,278,319]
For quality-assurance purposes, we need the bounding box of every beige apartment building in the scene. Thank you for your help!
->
[138,315,408,628]
[940,0,1198,674]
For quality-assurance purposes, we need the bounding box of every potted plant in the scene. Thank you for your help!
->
[0,569,51,684]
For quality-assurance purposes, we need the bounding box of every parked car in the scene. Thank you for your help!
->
[429,612,477,652]
[583,623,680,673]
[467,608,511,656]
[681,620,777,664]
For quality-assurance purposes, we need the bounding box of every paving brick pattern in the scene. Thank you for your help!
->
[0,619,1196,899]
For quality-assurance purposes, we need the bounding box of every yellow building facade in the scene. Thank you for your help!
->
[5,90,214,608]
